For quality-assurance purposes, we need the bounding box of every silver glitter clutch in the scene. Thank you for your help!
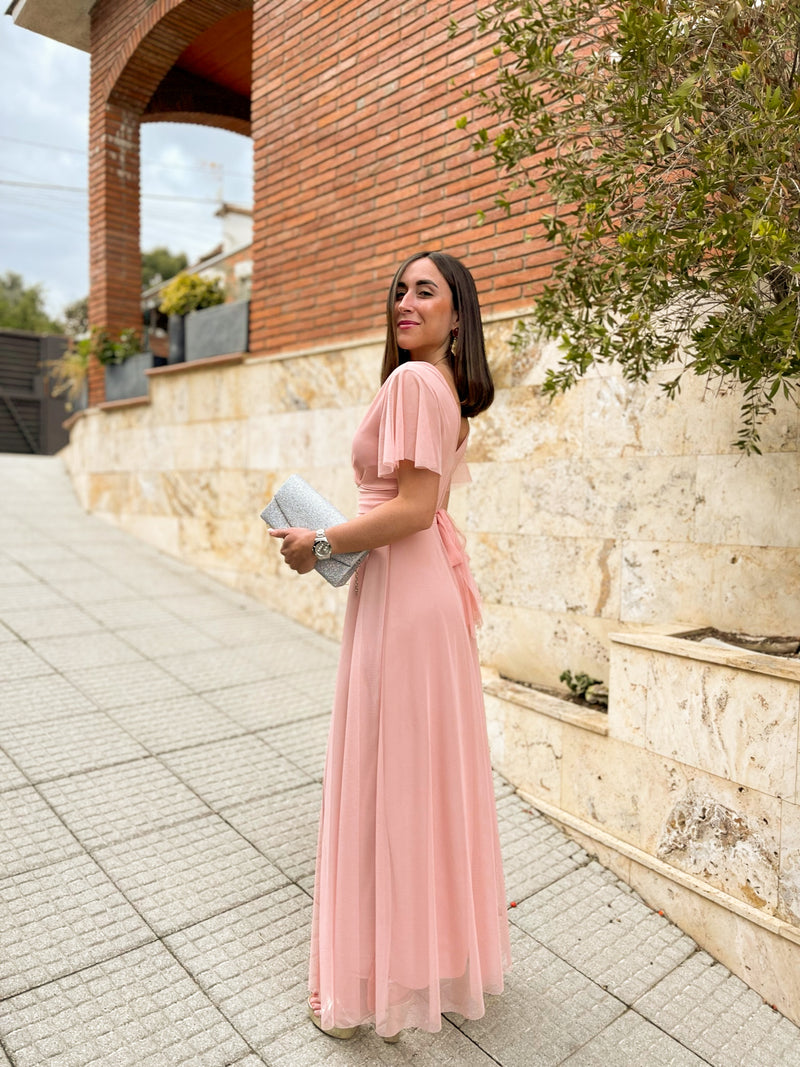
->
[260,475,367,588]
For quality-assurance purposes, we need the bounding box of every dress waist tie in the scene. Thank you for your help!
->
[435,509,482,636]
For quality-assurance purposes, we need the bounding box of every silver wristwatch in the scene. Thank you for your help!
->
[312,529,333,560]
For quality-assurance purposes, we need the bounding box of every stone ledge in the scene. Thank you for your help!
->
[97,396,151,412]
[611,630,800,683]
[483,675,609,736]
[146,353,245,378]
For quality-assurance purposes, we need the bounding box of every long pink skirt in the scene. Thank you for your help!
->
[308,515,511,1038]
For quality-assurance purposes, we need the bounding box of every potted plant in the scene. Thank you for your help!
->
[158,273,225,363]
[43,337,90,412]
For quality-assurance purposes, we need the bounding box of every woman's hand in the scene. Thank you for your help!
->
[269,527,318,574]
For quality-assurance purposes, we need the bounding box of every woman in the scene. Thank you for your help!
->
[271,251,511,1042]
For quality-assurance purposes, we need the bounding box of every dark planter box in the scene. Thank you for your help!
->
[167,314,186,364]
[104,352,151,402]
[185,300,249,362]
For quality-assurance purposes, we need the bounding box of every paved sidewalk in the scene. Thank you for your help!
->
[1,454,799,1067]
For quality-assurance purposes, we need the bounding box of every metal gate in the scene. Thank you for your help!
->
[0,330,71,454]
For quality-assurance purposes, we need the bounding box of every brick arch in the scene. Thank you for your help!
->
[141,110,250,136]
[102,0,251,117]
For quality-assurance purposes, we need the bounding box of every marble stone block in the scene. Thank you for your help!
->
[657,786,780,911]
[644,652,799,798]
[712,545,800,635]
[694,453,800,549]
[581,375,687,458]
[779,800,800,925]
[471,533,621,619]
[519,455,697,542]
[608,642,649,746]
[469,385,583,463]
[620,541,717,627]
[478,603,614,688]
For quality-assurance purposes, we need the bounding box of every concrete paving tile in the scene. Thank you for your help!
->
[0,1044,10,1066]
[222,782,323,882]
[297,873,315,897]
[634,950,800,1067]
[0,581,67,611]
[23,558,111,583]
[166,885,312,1047]
[0,942,248,1067]
[294,665,338,707]
[560,1010,709,1065]
[496,792,588,905]
[1,711,149,783]
[157,646,278,692]
[0,852,154,998]
[161,734,313,808]
[511,861,696,1004]
[115,619,222,658]
[0,749,27,791]
[0,785,83,877]
[111,564,209,595]
[0,603,104,640]
[238,636,340,677]
[39,758,211,849]
[203,675,331,731]
[82,596,184,630]
[454,924,625,1067]
[493,770,517,799]
[95,815,288,936]
[0,640,54,681]
[64,659,192,709]
[29,631,145,671]
[49,575,142,604]
[264,1017,499,1065]
[193,611,311,645]
[106,693,244,753]
[156,591,263,621]
[0,543,83,564]
[2,708,149,785]
[260,714,330,781]
[0,672,97,728]
[0,561,35,584]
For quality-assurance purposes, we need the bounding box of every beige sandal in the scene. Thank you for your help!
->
[307,997,358,1040]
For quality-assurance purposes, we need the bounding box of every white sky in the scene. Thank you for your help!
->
[0,16,253,319]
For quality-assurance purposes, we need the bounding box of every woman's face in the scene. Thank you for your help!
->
[394,258,458,358]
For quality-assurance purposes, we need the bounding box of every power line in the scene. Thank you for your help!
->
[0,179,243,205]
[0,134,252,179]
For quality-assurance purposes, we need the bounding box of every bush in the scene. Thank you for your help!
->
[159,273,225,317]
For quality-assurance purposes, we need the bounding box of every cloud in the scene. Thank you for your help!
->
[0,18,252,320]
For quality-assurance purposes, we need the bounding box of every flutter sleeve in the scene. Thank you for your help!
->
[377,363,448,478]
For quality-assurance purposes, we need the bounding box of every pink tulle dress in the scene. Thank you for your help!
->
[309,359,511,1038]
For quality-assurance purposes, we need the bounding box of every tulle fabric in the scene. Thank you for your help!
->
[309,361,511,1038]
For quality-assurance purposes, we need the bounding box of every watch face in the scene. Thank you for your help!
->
[313,540,333,560]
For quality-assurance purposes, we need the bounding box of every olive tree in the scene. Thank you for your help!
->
[458,0,800,449]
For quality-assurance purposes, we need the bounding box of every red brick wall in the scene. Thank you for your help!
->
[249,0,551,355]
[87,0,550,400]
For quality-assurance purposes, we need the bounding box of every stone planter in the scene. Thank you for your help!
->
[184,300,249,362]
[483,632,800,1023]
[104,352,151,402]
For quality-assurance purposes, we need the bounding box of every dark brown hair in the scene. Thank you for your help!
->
[380,251,494,417]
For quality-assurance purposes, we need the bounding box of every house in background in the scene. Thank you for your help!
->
[10,0,800,1022]
[142,202,252,360]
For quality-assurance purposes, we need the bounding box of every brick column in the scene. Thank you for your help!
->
[87,97,141,406]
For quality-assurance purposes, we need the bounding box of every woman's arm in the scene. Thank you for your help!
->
[269,461,440,573]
